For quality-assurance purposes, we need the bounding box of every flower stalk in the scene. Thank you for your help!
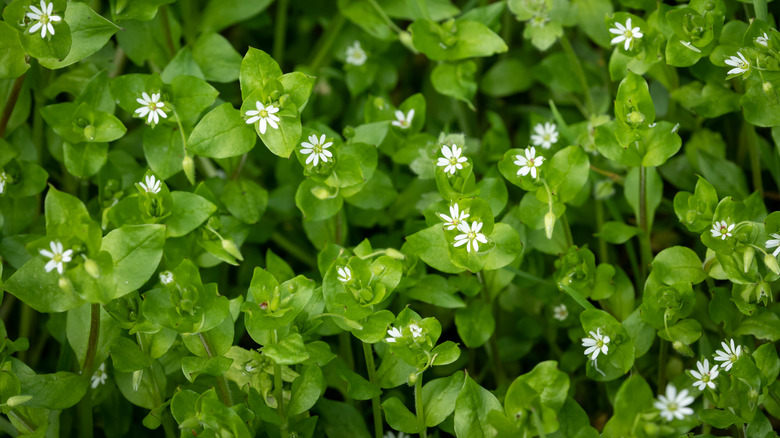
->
[414,372,427,438]
[198,333,234,406]
[362,342,383,438]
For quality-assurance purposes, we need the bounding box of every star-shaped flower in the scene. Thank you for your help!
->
[514,146,544,179]
[608,18,643,51]
[690,359,719,391]
[300,134,333,166]
[553,304,568,321]
[439,203,469,230]
[337,266,352,283]
[453,220,488,253]
[725,52,750,76]
[345,41,367,66]
[26,0,61,38]
[39,240,73,275]
[654,384,695,422]
[582,328,610,360]
[530,122,559,149]
[139,175,162,194]
[245,102,280,135]
[710,220,734,240]
[91,363,108,389]
[135,92,168,126]
[766,233,780,257]
[159,271,174,285]
[385,326,403,343]
[409,323,424,339]
[436,145,468,175]
[392,109,414,129]
[756,33,769,48]
[713,339,742,371]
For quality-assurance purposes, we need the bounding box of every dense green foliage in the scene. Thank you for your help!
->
[1,0,780,437]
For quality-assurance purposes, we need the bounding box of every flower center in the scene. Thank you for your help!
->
[596,339,604,348]
[528,158,535,166]
[449,157,458,165]
[721,226,727,234]
[53,253,62,263]
[730,354,737,362]
[260,110,268,118]
[467,231,476,240]
[149,103,157,110]
[626,111,645,125]
[668,402,678,412]
[313,144,322,154]
[740,61,748,69]
[702,374,710,382]
[40,14,50,24]
[624,30,634,39]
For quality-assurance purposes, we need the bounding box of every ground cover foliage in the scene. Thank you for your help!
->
[1,0,780,437]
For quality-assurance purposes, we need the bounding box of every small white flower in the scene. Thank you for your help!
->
[159,271,174,285]
[514,146,544,179]
[337,266,352,283]
[581,328,610,360]
[345,41,367,66]
[245,102,280,135]
[453,221,488,253]
[439,203,469,230]
[0,172,8,194]
[713,339,742,371]
[608,18,643,51]
[690,359,719,391]
[710,220,734,240]
[409,323,424,339]
[91,363,108,389]
[680,40,702,53]
[756,33,769,48]
[385,326,403,343]
[392,109,414,129]
[134,92,168,126]
[766,233,780,257]
[530,122,559,149]
[436,145,468,176]
[654,384,695,422]
[300,134,333,166]
[26,0,61,38]
[384,432,409,438]
[139,175,162,194]
[553,304,568,321]
[725,52,750,76]
[39,240,73,275]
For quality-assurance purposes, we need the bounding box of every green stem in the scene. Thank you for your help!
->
[0,416,19,436]
[7,411,34,435]
[0,73,26,138]
[502,266,555,286]
[198,333,234,406]
[137,334,176,438]
[531,407,547,438]
[159,6,176,59]
[559,34,595,117]
[558,283,596,311]
[339,332,355,372]
[595,200,608,264]
[561,213,574,248]
[17,304,34,363]
[366,0,404,34]
[477,271,506,386]
[270,232,317,267]
[743,122,764,198]
[78,304,101,438]
[638,166,652,287]
[702,395,712,435]
[453,99,475,137]
[273,330,289,438]
[309,14,346,71]
[753,0,768,21]
[273,0,289,65]
[414,373,427,438]
[604,198,641,288]
[362,342,383,438]
[657,339,668,393]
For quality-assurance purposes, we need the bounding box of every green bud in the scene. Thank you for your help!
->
[763,82,778,103]
[207,216,221,230]
[408,372,418,385]
[764,254,780,275]
[342,126,355,139]
[743,247,755,273]
[269,286,281,312]
[132,369,144,391]
[398,31,417,54]
[384,248,405,260]
[672,341,694,357]
[311,185,332,200]
[343,319,364,330]
[59,276,74,294]
[544,211,556,240]
[83,256,100,278]
[182,155,195,185]
[6,395,33,407]
[222,239,244,261]
[84,125,96,141]
[626,110,645,127]
[358,288,374,303]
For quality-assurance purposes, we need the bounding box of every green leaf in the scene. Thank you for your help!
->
[109,0,175,21]
[239,47,283,100]
[110,336,153,372]
[143,124,184,180]
[221,179,268,224]
[188,103,257,158]
[652,246,706,285]
[382,397,424,434]
[4,257,84,312]
[0,22,29,79]
[101,224,165,298]
[167,191,216,237]
[431,61,477,109]
[410,19,507,61]
[288,364,326,416]
[199,0,273,32]
[295,178,343,222]
[479,58,533,97]
[3,0,72,60]
[601,375,654,436]
[454,376,502,438]
[338,0,395,41]
[264,333,310,365]
[597,221,639,244]
[191,32,242,83]
[38,2,120,69]
[699,409,745,429]
[423,372,465,427]
[10,359,89,410]
[63,142,107,178]
[406,225,465,274]
[170,75,219,122]
[734,311,780,342]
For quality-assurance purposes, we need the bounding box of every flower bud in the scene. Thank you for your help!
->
[743,247,755,273]
[132,369,144,391]
[83,257,100,278]
[59,276,75,294]
[625,110,645,127]
[408,372,418,385]
[222,239,244,261]
[311,185,332,200]
[764,254,780,275]
[398,31,418,54]
[385,248,405,260]
[182,155,196,185]
[763,82,777,103]
[6,395,33,407]
[544,211,556,239]
[84,125,96,141]
[672,341,694,357]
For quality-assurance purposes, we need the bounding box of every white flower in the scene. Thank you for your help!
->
[453,221,488,253]
[680,40,702,53]
[766,233,780,257]
[392,109,414,129]
[300,134,333,166]
[139,175,162,194]
[245,102,280,135]
[582,328,610,360]
[384,432,409,438]
[159,271,174,285]
[654,384,695,422]
[439,203,469,230]
[409,323,424,339]
[710,220,734,240]
[725,52,750,76]
[756,33,769,48]
[337,266,352,283]
[0,172,8,194]
[134,92,167,126]
[39,240,73,275]
[345,41,367,66]
[26,0,61,38]
[514,146,544,179]
[385,326,403,343]
[530,122,559,149]
[91,363,108,389]
[690,359,719,391]
[608,18,643,51]
[553,304,568,321]
[713,339,742,371]
[436,145,468,175]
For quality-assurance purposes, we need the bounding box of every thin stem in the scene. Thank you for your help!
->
[595,200,608,264]
[231,153,248,180]
[637,166,652,286]
[362,342,383,438]
[137,334,176,438]
[559,35,595,117]
[531,407,547,438]
[502,266,556,287]
[590,165,623,183]
[0,73,26,138]
[339,332,355,372]
[453,99,475,136]
[159,6,176,58]
[366,0,404,34]
[309,14,346,71]
[273,330,289,438]
[604,198,641,288]
[17,304,34,363]
[753,0,768,21]
[657,339,668,393]
[560,213,574,248]
[477,271,506,386]
[273,0,289,65]
[7,411,34,434]
[270,232,317,267]
[198,333,234,406]
[78,304,101,438]
[743,122,764,198]
[558,283,596,311]
[414,373,427,438]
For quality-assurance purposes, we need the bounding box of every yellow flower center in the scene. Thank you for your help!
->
[260,110,268,118]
